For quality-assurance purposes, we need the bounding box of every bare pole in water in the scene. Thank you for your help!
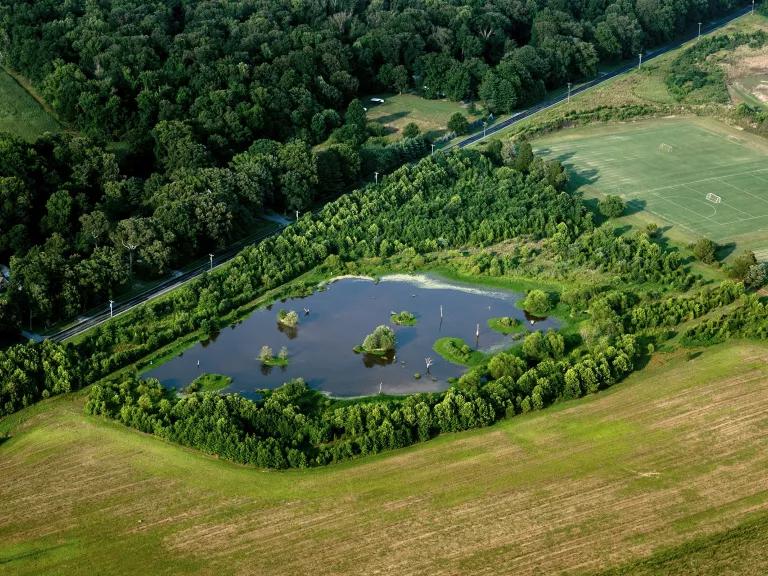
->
[425,357,433,374]
[475,323,480,348]
[440,305,443,319]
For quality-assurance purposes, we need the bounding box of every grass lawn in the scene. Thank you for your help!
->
[364,92,482,140]
[0,67,60,140]
[535,117,768,254]
[2,341,768,574]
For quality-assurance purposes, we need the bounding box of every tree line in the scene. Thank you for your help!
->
[84,333,638,469]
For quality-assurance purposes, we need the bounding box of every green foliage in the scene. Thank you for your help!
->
[598,195,625,219]
[447,113,469,135]
[729,251,758,280]
[487,316,523,334]
[402,123,420,139]
[361,325,396,355]
[186,373,233,394]
[86,334,639,468]
[390,310,417,326]
[277,309,299,328]
[433,337,485,366]
[522,289,552,315]
[692,238,718,264]
[666,31,768,103]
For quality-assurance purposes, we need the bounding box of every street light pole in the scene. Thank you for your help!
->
[374,171,379,184]
[209,253,213,272]
[638,53,643,69]
[698,22,702,38]
[109,300,114,318]
[430,143,435,155]
[567,82,572,103]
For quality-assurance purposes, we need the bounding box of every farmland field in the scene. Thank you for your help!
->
[0,67,60,140]
[535,118,768,253]
[3,341,768,575]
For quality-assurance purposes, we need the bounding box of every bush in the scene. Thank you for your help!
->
[522,289,551,315]
[598,195,625,218]
[692,238,718,264]
[361,325,396,354]
[402,122,420,138]
[447,113,469,135]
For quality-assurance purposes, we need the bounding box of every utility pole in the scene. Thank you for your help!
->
[567,82,572,103]
[638,53,643,69]
[109,300,114,318]
[209,253,213,272]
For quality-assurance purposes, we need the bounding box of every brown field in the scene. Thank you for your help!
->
[2,341,768,575]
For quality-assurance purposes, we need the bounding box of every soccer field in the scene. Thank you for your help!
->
[535,118,768,247]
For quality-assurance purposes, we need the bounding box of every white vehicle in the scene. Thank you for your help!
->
[370,97,385,103]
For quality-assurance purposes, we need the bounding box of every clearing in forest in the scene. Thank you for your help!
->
[0,67,60,141]
[364,92,481,139]
[535,118,768,248]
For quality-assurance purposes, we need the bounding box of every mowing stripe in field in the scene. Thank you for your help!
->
[535,119,768,242]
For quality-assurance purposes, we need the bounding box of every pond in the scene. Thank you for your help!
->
[145,274,559,398]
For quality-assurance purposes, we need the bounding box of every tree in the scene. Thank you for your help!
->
[259,345,273,363]
[730,251,758,280]
[514,140,534,172]
[152,120,208,174]
[361,325,396,354]
[278,140,318,211]
[402,123,420,139]
[278,346,289,361]
[447,113,469,135]
[523,289,551,315]
[79,210,110,249]
[692,238,718,264]
[598,195,625,218]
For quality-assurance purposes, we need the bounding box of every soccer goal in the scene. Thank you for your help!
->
[706,192,722,204]
[658,143,673,152]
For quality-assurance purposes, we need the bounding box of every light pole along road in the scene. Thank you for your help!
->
[48,2,756,343]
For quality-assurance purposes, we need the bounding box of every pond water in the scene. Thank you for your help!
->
[145,274,559,398]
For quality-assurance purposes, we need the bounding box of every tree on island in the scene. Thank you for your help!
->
[277,309,299,327]
[278,346,289,361]
[259,345,273,363]
[360,325,396,354]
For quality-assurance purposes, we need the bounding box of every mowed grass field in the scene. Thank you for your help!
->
[365,93,481,140]
[535,117,768,252]
[0,67,59,140]
[2,341,768,575]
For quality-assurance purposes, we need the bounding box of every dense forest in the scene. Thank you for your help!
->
[0,0,744,333]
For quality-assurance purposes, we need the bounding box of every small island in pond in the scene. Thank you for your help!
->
[433,337,485,366]
[390,310,417,326]
[277,309,299,328]
[487,316,523,334]
[259,345,289,367]
[185,373,233,394]
[354,325,396,356]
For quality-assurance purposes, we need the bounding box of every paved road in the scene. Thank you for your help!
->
[48,3,755,343]
[450,3,755,150]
